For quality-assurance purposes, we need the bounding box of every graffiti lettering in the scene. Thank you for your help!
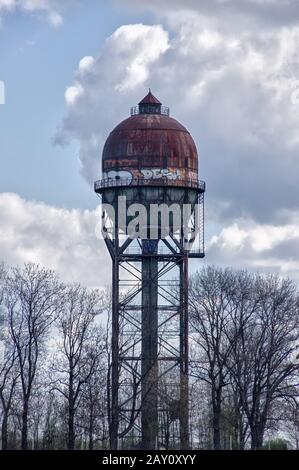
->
[104,170,133,184]
[141,168,181,180]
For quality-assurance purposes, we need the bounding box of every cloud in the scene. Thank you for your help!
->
[0,0,72,26]
[57,16,299,223]
[207,214,299,281]
[121,0,299,28]
[2,192,299,286]
[0,192,109,287]
[0,0,15,11]
[55,23,170,184]
[54,5,299,280]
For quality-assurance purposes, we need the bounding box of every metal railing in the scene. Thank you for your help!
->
[130,105,170,116]
[94,177,206,192]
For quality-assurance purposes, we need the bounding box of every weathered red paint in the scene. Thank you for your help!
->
[102,95,199,187]
[139,90,161,105]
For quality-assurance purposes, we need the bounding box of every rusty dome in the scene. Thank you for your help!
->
[101,91,199,189]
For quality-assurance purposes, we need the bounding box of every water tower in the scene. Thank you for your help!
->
[95,91,205,450]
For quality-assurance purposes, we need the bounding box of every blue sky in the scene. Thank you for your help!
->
[1,0,299,286]
[0,0,154,209]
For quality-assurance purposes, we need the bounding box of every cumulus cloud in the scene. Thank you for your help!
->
[207,213,299,281]
[0,0,72,26]
[0,0,14,11]
[54,2,299,279]
[122,0,299,28]
[0,192,109,287]
[57,14,299,222]
[2,192,299,286]
[55,24,170,184]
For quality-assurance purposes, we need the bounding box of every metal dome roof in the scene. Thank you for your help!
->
[102,113,198,170]
[100,93,199,189]
[109,113,189,133]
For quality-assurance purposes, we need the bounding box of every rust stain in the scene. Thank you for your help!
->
[102,113,199,185]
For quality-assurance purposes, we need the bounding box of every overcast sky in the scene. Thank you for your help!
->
[0,0,299,286]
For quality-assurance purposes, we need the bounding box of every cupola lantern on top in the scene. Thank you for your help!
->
[138,89,162,115]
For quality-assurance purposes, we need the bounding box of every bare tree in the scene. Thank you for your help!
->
[226,274,299,449]
[5,263,63,449]
[1,264,19,450]
[1,260,299,451]
[0,341,19,450]
[222,269,261,449]
[51,285,105,450]
[42,389,67,450]
[78,361,108,449]
[279,398,299,449]
[189,266,235,449]
[189,267,299,450]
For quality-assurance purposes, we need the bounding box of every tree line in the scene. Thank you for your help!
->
[0,262,299,450]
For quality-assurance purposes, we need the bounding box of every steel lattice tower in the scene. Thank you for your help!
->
[95,91,205,450]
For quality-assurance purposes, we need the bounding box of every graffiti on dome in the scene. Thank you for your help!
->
[103,167,198,185]
[140,168,181,180]
[104,170,133,184]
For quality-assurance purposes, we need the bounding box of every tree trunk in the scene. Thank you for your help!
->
[213,417,221,450]
[68,368,76,450]
[239,429,245,450]
[1,413,9,450]
[88,401,94,450]
[165,419,170,450]
[34,427,39,450]
[251,425,264,450]
[212,390,222,450]
[21,401,29,450]
[88,417,94,450]
[68,404,75,450]
[237,411,246,450]
[88,433,94,451]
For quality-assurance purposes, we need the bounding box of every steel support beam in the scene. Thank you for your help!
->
[98,188,205,450]
[180,255,189,449]
[141,242,158,449]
